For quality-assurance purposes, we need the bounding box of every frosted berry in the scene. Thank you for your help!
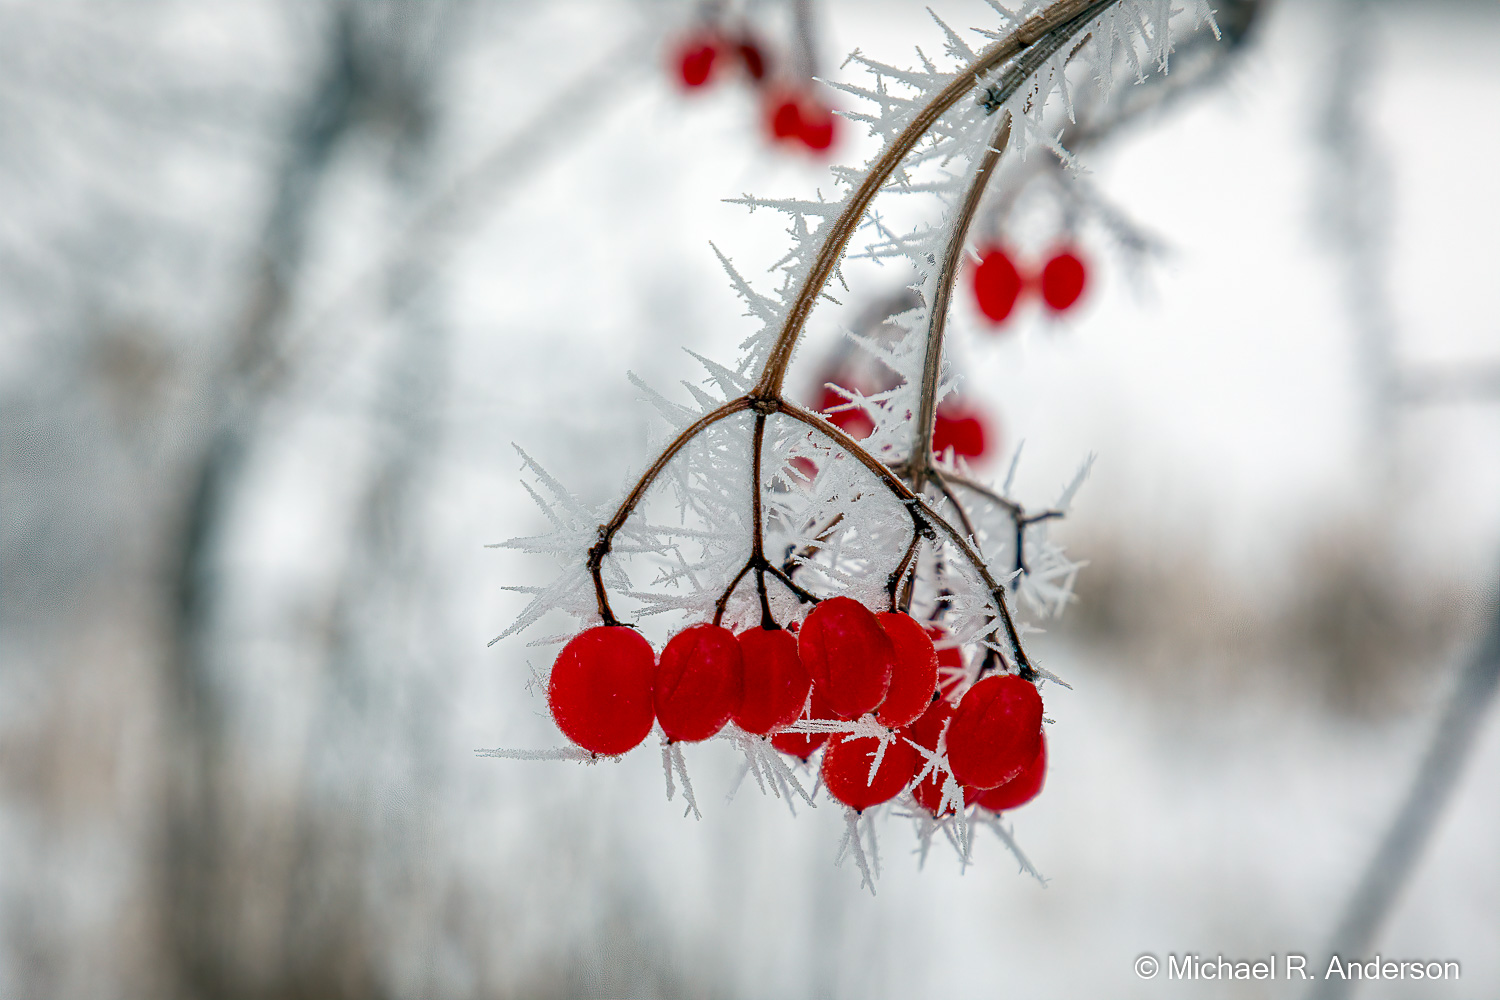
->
[1039,249,1086,312]
[925,625,968,702]
[931,403,987,460]
[946,673,1043,789]
[821,732,919,812]
[798,101,837,151]
[902,696,957,816]
[873,611,938,728]
[770,686,835,760]
[655,623,744,742]
[798,596,894,719]
[911,772,980,817]
[973,246,1023,323]
[733,627,811,735]
[547,626,656,756]
[975,730,1047,812]
[676,36,719,88]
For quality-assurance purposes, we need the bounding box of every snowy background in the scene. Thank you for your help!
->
[3,1,1498,998]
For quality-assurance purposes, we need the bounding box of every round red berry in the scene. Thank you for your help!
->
[676,36,719,88]
[873,612,938,728]
[654,623,744,743]
[820,732,919,812]
[769,686,835,760]
[946,673,1043,789]
[911,771,980,817]
[975,730,1047,812]
[1039,249,1086,312]
[932,403,987,460]
[973,246,1023,323]
[769,95,802,141]
[732,627,811,735]
[818,384,875,440]
[798,596,894,720]
[547,626,656,756]
[798,101,836,151]
[925,625,968,702]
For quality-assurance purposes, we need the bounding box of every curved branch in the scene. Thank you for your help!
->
[752,0,1120,398]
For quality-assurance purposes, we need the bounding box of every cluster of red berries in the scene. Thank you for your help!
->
[546,597,1047,816]
[671,28,838,153]
[817,382,990,462]
[972,245,1088,324]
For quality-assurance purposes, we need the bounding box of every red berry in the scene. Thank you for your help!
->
[821,732,919,812]
[932,403,987,460]
[798,102,837,151]
[654,623,744,742]
[788,455,819,481]
[972,246,1023,323]
[769,96,802,141]
[902,697,957,815]
[732,627,811,735]
[873,612,938,728]
[676,37,719,88]
[925,625,968,702]
[547,626,656,756]
[818,385,875,439]
[798,596,894,719]
[946,674,1043,789]
[1039,249,1086,311]
[770,686,835,759]
[911,772,980,817]
[975,730,1047,812]
[737,39,767,81]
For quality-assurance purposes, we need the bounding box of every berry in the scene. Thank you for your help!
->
[972,246,1023,323]
[974,730,1047,812]
[1039,249,1086,312]
[818,385,875,439]
[654,623,744,742]
[873,611,939,728]
[770,686,835,760]
[945,673,1043,789]
[788,455,819,481]
[902,697,959,816]
[733,627,811,735]
[547,626,656,756]
[820,732,919,812]
[736,38,767,81]
[769,95,802,141]
[798,596,894,719]
[798,101,837,151]
[911,772,980,817]
[676,36,719,88]
[932,403,987,460]
[925,625,969,702]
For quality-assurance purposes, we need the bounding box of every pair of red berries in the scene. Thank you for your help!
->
[674,29,766,89]
[906,686,1048,817]
[766,90,838,152]
[972,245,1088,323]
[816,384,990,461]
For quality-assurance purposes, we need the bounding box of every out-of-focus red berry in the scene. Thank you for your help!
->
[932,402,987,459]
[974,730,1047,811]
[821,732,919,812]
[737,39,767,81]
[798,596,894,720]
[676,35,720,88]
[973,246,1023,323]
[1039,249,1086,311]
[818,385,875,439]
[925,625,968,702]
[788,455,819,481]
[873,612,939,728]
[798,101,837,150]
[770,96,803,140]
[547,626,656,756]
[654,623,744,742]
[946,674,1043,789]
[732,627,811,735]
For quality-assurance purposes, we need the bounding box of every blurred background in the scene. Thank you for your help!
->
[2,0,1498,997]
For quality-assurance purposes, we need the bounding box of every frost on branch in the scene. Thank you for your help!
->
[488,0,1233,890]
